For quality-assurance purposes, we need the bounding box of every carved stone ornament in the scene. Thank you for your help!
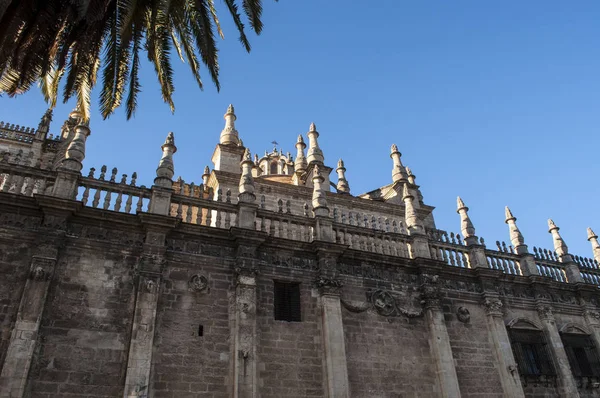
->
[420,274,441,310]
[456,306,471,323]
[315,276,343,295]
[371,290,396,316]
[188,274,209,292]
[144,279,158,294]
[234,264,259,279]
[30,266,50,281]
[483,297,503,317]
[537,304,554,322]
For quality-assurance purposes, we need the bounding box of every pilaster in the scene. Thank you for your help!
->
[230,229,266,398]
[481,294,525,397]
[123,214,177,398]
[316,277,349,398]
[420,274,461,398]
[536,302,579,397]
[313,242,349,398]
[0,196,79,398]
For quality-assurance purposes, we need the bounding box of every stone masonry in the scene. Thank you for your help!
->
[0,107,600,397]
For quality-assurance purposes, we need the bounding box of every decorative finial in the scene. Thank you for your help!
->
[295,134,308,173]
[548,219,569,259]
[202,166,210,189]
[588,227,600,263]
[38,108,53,134]
[406,167,416,184]
[336,159,350,194]
[390,143,408,183]
[306,123,324,165]
[163,131,175,147]
[311,165,329,217]
[238,147,256,202]
[219,104,240,145]
[456,196,477,243]
[402,183,423,234]
[155,131,177,188]
[504,206,526,252]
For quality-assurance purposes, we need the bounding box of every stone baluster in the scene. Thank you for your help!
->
[548,219,583,283]
[536,303,580,397]
[482,295,525,397]
[148,132,176,215]
[503,207,539,275]
[420,274,461,397]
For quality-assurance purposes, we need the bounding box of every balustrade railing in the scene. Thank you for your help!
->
[533,247,568,282]
[78,166,151,214]
[333,223,410,257]
[427,229,471,268]
[256,209,315,241]
[573,254,600,285]
[170,188,237,229]
[0,163,55,196]
[0,122,36,143]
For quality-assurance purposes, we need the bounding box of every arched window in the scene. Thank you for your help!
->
[270,161,278,175]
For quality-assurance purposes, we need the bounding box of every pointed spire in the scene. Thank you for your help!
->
[504,206,526,253]
[202,165,210,188]
[548,219,570,259]
[587,227,600,263]
[311,165,329,217]
[306,123,324,165]
[219,104,240,145]
[294,134,308,173]
[238,148,256,202]
[38,108,53,135]
[402,183,423,234]
[390,144,408,183]
[336,159,350,194]
[155,132,177,187]
[406,167,416,185]
[61,119,91,172]
[456,196,477,244]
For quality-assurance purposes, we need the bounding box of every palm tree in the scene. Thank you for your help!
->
[0,0,272,121]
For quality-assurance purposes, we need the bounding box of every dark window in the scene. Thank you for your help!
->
[270,161,278,174]
[509,328,556,377]
[561,333,600,378]
[273,281,301,322]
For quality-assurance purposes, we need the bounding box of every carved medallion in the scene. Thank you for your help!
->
[456,306,470,323]
[188,274,209,292]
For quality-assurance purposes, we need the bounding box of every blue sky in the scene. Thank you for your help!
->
[2,0,599,258]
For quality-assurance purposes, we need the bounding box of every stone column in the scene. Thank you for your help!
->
[0,196,79,398]
[420,275,461,398]
[482,296,525,397]
[316,278,349,398]
[123,215,175,398]
[536,303,579,398]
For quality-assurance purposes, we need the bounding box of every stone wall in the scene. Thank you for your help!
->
[26,245,135,397]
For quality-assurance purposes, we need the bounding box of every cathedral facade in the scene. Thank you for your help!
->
[0,106,600,397]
